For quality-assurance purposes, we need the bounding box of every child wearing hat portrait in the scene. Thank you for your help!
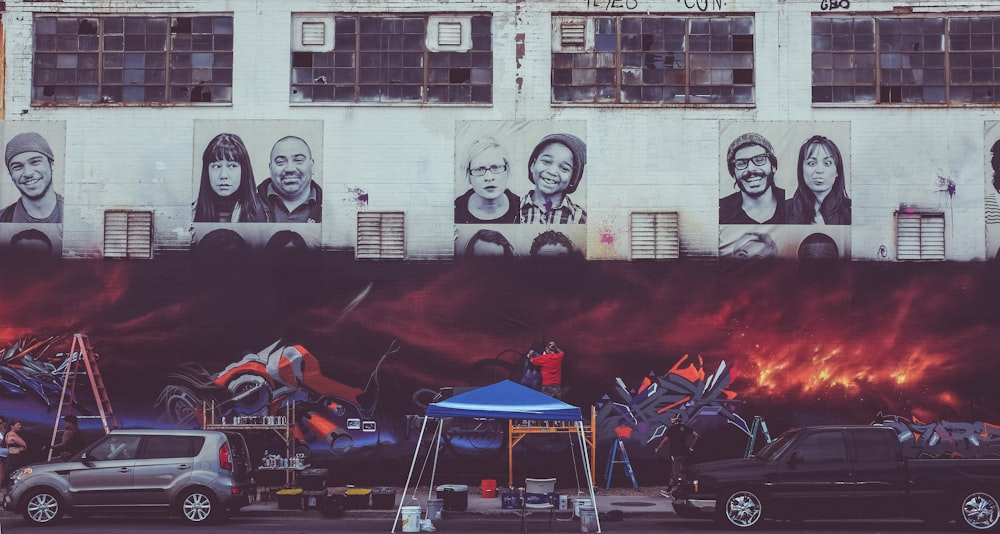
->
[518,133,587,224]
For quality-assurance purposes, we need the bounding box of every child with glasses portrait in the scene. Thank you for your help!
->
[455,136,520,224]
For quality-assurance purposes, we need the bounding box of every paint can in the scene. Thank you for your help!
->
[401,505,422,532]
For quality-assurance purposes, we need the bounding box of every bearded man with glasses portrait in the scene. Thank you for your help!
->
[720,132,787,225]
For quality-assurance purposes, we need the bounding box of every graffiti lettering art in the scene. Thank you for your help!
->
[679,0,724,12]
[819,0,851,10]
[596,354,747,459]
[590,0,639,10]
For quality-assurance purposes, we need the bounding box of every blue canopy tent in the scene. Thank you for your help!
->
[392,380,600,532]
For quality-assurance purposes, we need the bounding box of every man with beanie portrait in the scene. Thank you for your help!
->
[1,131,62,224]
[720,132,786,225]
[519,132,587,224]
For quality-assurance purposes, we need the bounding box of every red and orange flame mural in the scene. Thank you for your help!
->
[2,255,1000,473]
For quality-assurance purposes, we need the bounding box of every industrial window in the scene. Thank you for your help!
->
[104,210,153,259]
[357,212,405,260]
[551,15,755,105]
[630,212,679,259]
[32,15,234,105]
[290,14,492,104]
[813,14,1000,105]
[896,211,945,261]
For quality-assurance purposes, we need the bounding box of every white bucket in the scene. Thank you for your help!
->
[573,498,591,517]
[401,505,422,532]
[579,505,598,533]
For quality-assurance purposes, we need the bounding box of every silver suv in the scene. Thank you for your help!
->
[3,429,255,526]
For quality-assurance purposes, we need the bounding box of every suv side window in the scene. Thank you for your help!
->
[853,430,898,462]
[797,431,848,464]
[139,436,205,459]
[88,435,141,461]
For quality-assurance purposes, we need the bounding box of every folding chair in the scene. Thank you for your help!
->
[520,477,556,532]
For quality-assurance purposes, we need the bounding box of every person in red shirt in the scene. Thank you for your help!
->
[529,341,565,399]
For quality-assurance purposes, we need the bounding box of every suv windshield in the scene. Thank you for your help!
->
[753,429,799,460]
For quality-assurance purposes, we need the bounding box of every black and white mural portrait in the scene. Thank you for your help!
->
[192,120,323,251]
[455,121,588,258]
[719,122,851,260]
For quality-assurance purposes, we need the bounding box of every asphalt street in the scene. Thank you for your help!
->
[0,513,958,534]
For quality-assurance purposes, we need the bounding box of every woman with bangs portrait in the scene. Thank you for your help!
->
[194,132,270,223]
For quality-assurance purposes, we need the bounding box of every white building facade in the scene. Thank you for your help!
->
[1,0,998,262]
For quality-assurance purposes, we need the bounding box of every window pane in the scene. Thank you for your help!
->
[32,14,234,105]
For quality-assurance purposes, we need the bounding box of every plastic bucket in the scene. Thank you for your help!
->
[481,479,497,498]
[579,505,598,533]
[426,498,444,520]
[401,505,422,533]
[573,498,591,517]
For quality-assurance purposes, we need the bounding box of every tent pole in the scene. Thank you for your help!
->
[576,421,602,533]
[428,419,444,502]
[393,415,430,533]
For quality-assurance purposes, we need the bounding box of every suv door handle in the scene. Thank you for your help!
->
[119,467,130,473]
[177,464,190,470]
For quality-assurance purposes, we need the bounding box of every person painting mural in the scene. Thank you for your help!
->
[529,341,565,400]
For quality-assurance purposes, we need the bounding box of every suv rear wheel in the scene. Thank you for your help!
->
[178,488,219,524]
[23,488,64,525]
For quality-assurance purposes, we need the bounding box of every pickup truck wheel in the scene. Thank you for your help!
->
[959,491,1000,531]
[719,489,763,529]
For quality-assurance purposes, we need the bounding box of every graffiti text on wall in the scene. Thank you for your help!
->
[875,412,1000,459]
[819,0,851,10]
[595,354,747,452]
[587,0,725,12]
[589,0,639,10]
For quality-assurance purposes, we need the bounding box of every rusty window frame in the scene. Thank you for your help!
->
[551,14,755,106]
[812,13,1000,105]
[31,14,234,106]
[290,14,493,105]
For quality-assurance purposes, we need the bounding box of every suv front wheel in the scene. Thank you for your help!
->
[178,488,219,524]
[23,488,64,526]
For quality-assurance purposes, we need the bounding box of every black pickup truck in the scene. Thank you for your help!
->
[672,425,1000,530]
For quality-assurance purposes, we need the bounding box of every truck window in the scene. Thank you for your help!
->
[853,430,897,462]
[797,432,848,464]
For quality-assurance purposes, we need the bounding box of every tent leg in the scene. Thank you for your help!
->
[576,422,601,533]
[393,416,430,533]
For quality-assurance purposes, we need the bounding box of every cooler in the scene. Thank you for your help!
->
[435,484,469,511]
[371,486,397,509]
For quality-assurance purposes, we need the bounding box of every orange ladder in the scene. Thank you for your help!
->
[48,333,118,460]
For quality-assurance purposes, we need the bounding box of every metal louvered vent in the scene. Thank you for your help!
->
[561,22,586,47]
[630,212,679,260]
[357,212,405,260]
[896,211,944,261]
[300,21,327,46]
[437,21,463,47]
[104,210,153,259]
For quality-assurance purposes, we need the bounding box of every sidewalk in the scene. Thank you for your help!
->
[243,486,674,519]
[0,486,675,521]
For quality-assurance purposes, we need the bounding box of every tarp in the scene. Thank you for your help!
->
[425,380,582,421]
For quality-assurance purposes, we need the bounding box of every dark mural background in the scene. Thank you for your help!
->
[3,252,1000,486]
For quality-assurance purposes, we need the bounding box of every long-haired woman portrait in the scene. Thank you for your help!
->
[194,133,269,223]
[787,135,851,225]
